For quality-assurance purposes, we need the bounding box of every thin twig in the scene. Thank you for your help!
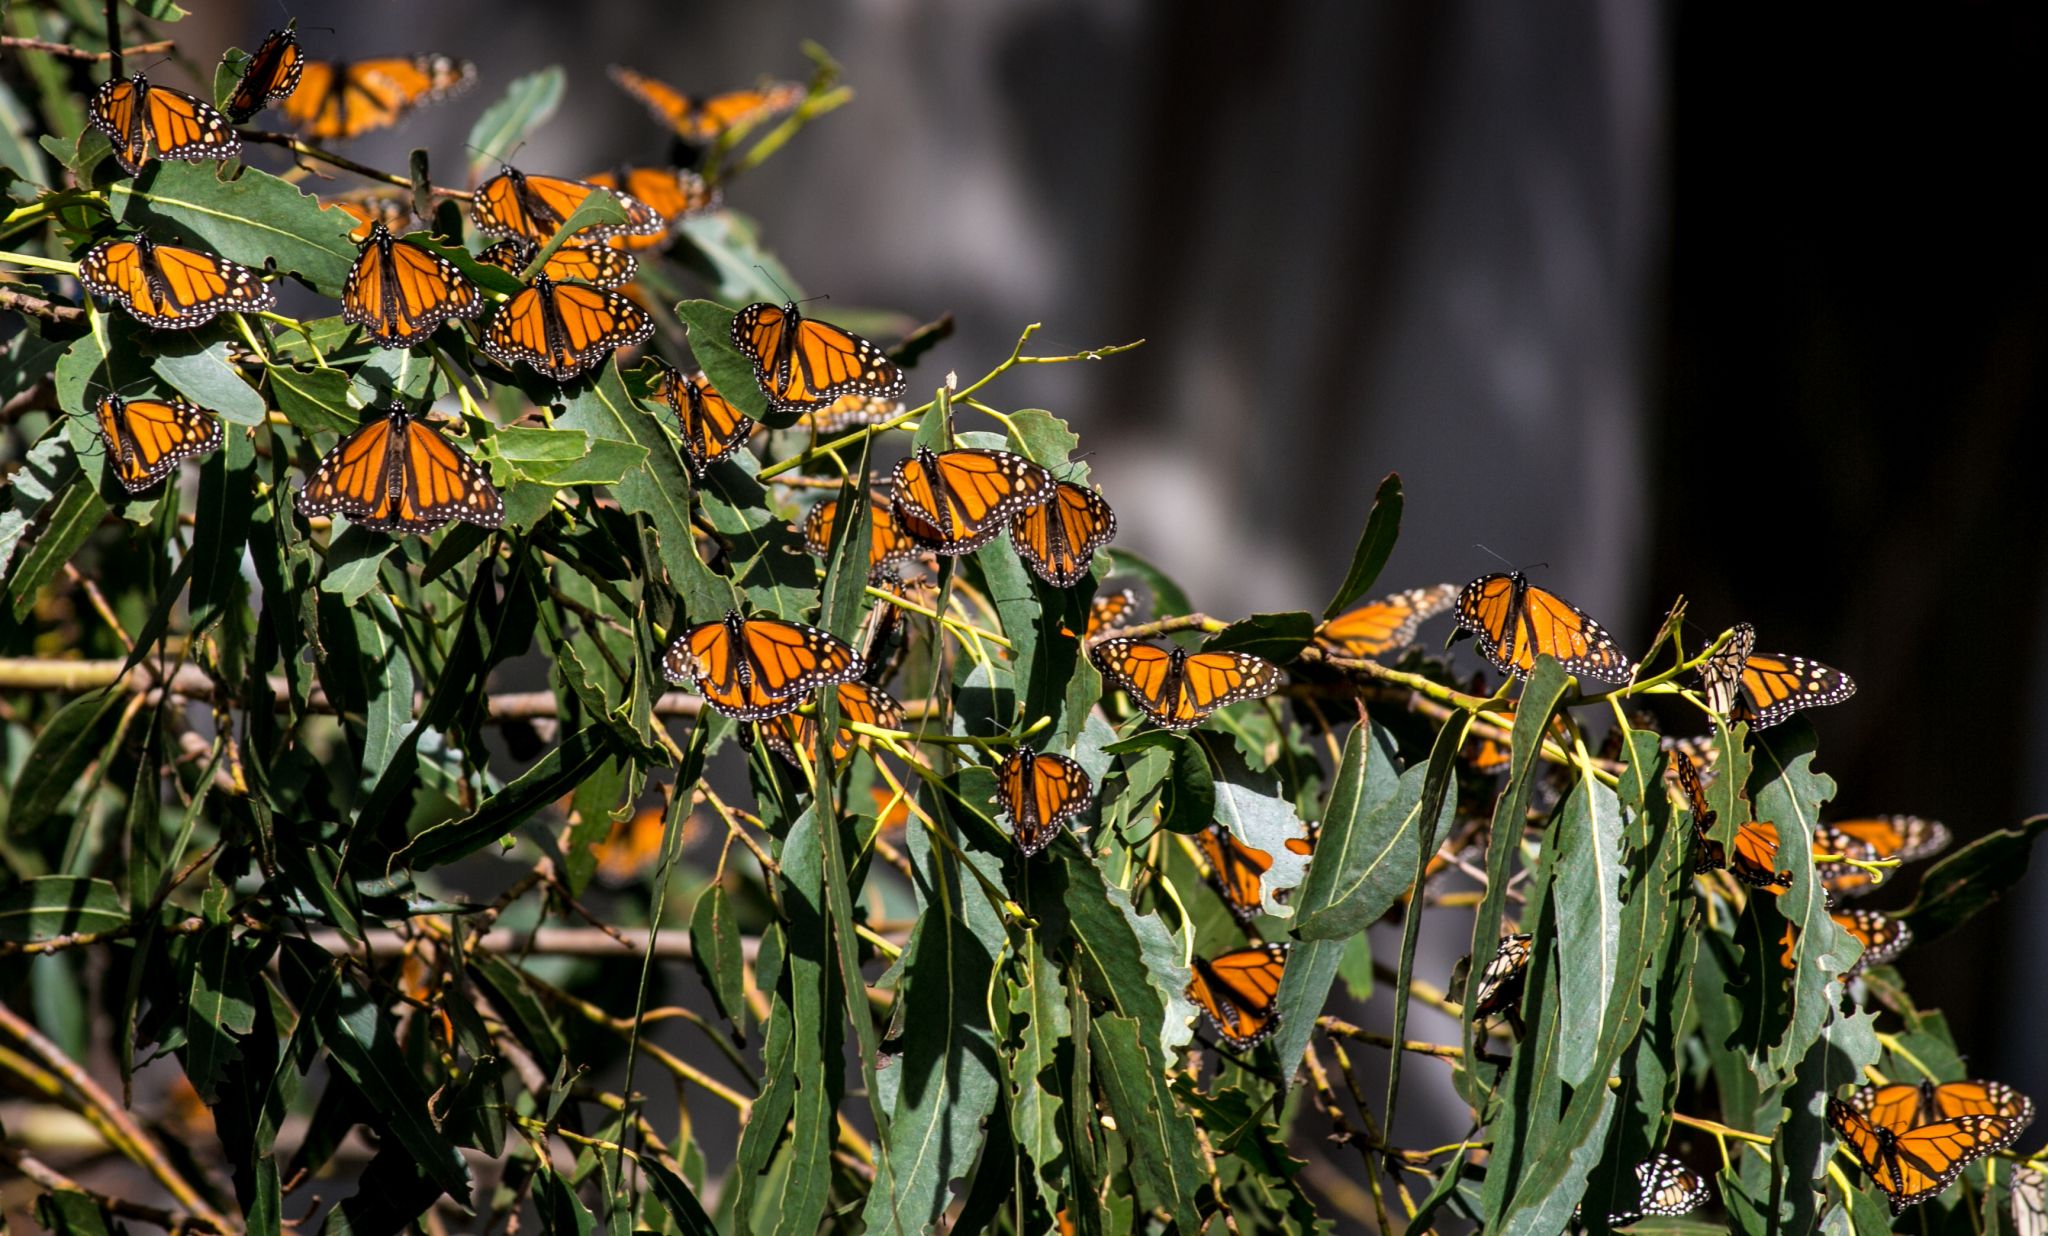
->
[0,287,86,324]
[0,1146,209,1234]
[239,129,473,199]
[0,35,173,62]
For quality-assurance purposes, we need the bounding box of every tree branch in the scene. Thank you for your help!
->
[0,287,87,324]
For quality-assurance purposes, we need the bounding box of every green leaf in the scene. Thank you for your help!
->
[6,471,107,622]
[1322,472,1403,619]
[266,363,360,435]
[187,427,255,633]
[1101,548,1193,619]
[642,1158,720,1236]
[1204,736,1314,916]
[1200,610,1315,663]
[689,885,748,1039]
[0,877,127,943]
[1273,720,1401,1069]
[1010,938,1071,1219]
[106,161,357,295]
[1550,773,1624,1087]
[352,592,415,795]
[465,67,565,176]
[1900,815,2048,944]
[1158,734,1214,835]
[183,919,256,1101]
[315,528,396,605]
[1089,1014,1205,1232]
[404,725,618,868]
[1292,744,1442,941]
[1,690,124,838]
[860,772,1005,1235]
[151,339,267,425]
[1749,722,1849,1084]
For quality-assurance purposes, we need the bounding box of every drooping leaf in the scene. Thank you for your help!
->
[465,67,565,176]
[1322,471,1403,619]
[1900,814,2048,944]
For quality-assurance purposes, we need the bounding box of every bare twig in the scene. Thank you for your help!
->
[0,287,86,324]
[0,1146,211,1234]
[0,35,173,62]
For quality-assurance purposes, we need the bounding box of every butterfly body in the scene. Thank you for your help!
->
[89,74,241,176]
[995,748,1093,856]
[1197,824,1276,922]
[224,28,305,122]
[732,301,907,414]
[484,275,654,381]
[1091,638,1280,729]
[93,394,224,492]
[802,494,920,578]
[78,234,275,328]
[1187,943,1287,1051]
[341,223,484,348]
[1469,933,1534,1021]
[1011,480,1116,586]
[1453,571,1632,683]
[648,361,754,477]
[295,408,503,534]
[1828,1096,2024,1214]
[1316,583,1459,658]
[478,238,636,290]
[663,611,865,721]
[1606,1153,1711,1225]
[283,54,474,141]
[890,447,1055,555]
[1701,623,1856,729]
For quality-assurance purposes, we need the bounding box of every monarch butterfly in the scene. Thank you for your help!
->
[1091,638,1281,730]
[93,393,224,492]
[1817,816,1950,897]
[1605,1154,1712,1226]
[1468,933,1534,1022]
[890,447,1056,556]
[584,166,718,250]
[759,681,905,767]
[281,54,474,141]
[471,166,665,246]
[1084,588,1141,641]
[325,190,414,242]
[1287,820,1319,857]
[801,495,922,578]
[1453,572,1633,683]
[482,276,654,382]
[340,223,484,348]
[78,234,275,328]
[476,238,637,291]
[223,28,304,123]
[1011,480,1117,587]
[1700,623,1856,729]
[1316,583,1460,658]
[1849,1080,2035,1134]
[1827,1096,2022,1215]
[1833,908,1911,977]
[794,392,903,435]
[1672,745,1789,886]
[607,65,805,144]
[296,407,504,535]
[1196,824,1280,923]
[2013,1164,2048,1236]
[593,804,669,884]
[1659,734,1721,785]
[89,74,241,177]
[645,360,755,478]
[1186,943,1287,1051]
[731,302,908,415]
[661,611,865,721]
[995,748,1094,857]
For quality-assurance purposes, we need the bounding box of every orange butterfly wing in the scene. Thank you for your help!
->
[731,302,907,413]
[663,614,865,721]
[585,167,718,250]
[283,55,473,140]
[472,168,663,245]
[78,236,275,328]
[483,277,653,381]
[890,448,1055,555]
[1454,572,1631,683]
[296,410,500,535]
[1828,1098,2023,1214]
[1083,588,1140,640]
[762,681,904,766]
[801,495,920,576]
[648,362,755,477]
[1196,824,1273,922]
[996,749,1093,856]
[1187,944,1288,1050]
[609,66,803,142]
[225,28,304,122]
[342,224,484,347]
[1176,650,1282,726]
[1011,480,1116,587]
[1469,932,1534,1020]
[93,394,224,492]
[1316,583,1459,658]
[89,76,239,176]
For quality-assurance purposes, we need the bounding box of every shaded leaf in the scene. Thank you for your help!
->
[1322,472,1403,619]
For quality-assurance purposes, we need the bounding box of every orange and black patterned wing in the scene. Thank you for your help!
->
[1725,820,1793,890]
[225,28,304,122]
[1672,748,1728,875]
[731,302,907,413]
[283,55,474,141]
[648,361,755,477]
[1834,908,1911,977]
[477,238,637,290]
[1187,944,1288,1051]
[891,448,1057,555]
[738,617,864,698]
[472,167,662,245]
[1090,638,1181,726]
[1174,651,1282,727]
[761,681,904,766]
[1827,816,1951,864]
[1607,1154,1712,1225]
[88,77,149,175]
[1703,622,1856,729]
[142,80,241,167]
[801,494,920,576]
[585,166,718,251]
[1196,824,1273,922]
[1084,588,1141,640]
[996,749,1094,856]
[1829,1098,2023,1214]
[296,412,398,527]
[483,278,653,381]
[608,66,803,143]
[794,391,902,434]
[383,415,503,532]
[664,619,782,719]
[1469,933,1534,1020]
[341,224,484,348]
[1316,583,1459,658]
[1011,480,1116,587]
[93,394,223,492]
[1455,572,1631,682]
[78,237,275,328]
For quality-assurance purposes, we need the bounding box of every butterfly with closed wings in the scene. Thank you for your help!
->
[222,28,305,123]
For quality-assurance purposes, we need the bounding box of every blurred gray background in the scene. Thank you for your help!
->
[181,0,2048,1210]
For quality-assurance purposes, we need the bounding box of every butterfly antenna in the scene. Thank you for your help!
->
[751,264,803,305]
[1474,543,1516,570]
